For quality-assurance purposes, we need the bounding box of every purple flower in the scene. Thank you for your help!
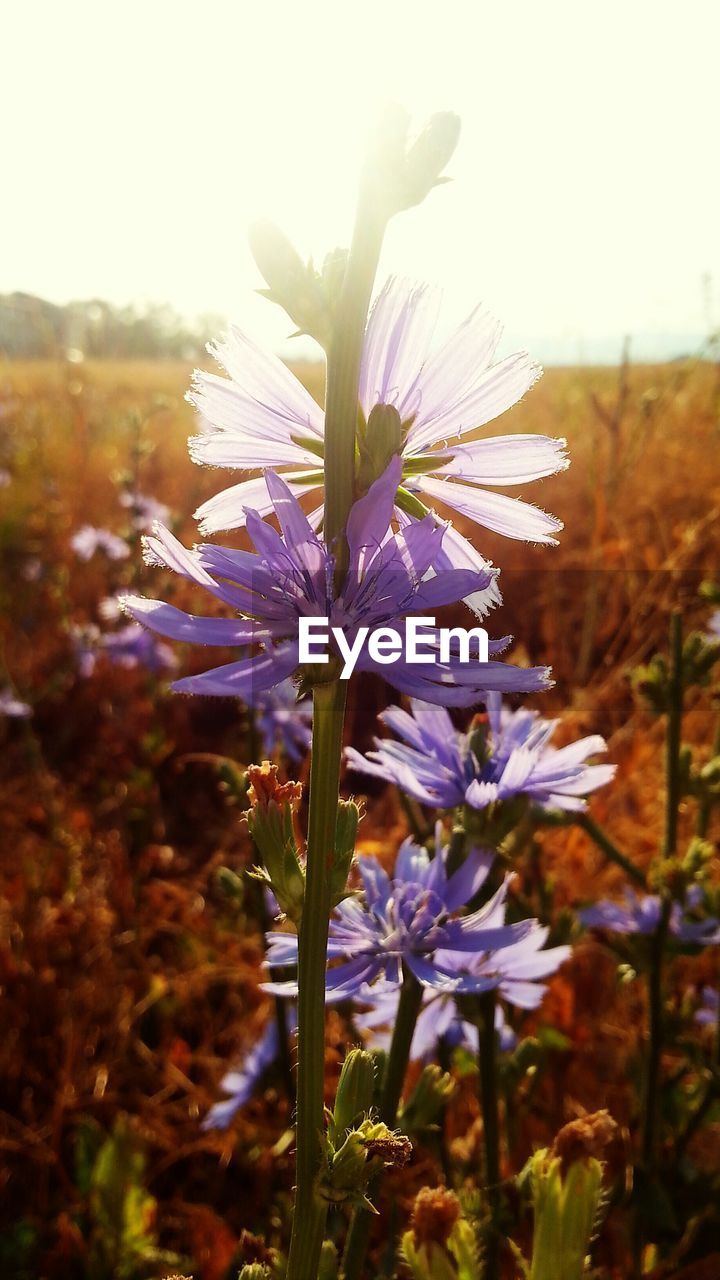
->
[356,918,569,1061]
[121,458,551,708]
[121,490,172,530]
[580,889,720,947]
[254,679,312,763]
[695,986,718,1027]
[71,525,129,561]
[191,280,566,587]
[202,1007,297,1130]
[73,621,177,677]
[263,834,544,1000]
[357,986,519,1058]
[0,686,32,718]
[708,610,720,642]
[347,693,614,813]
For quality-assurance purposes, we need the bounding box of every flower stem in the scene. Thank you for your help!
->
[696,711,720,839]
[663,610,683,859]
[323,186,388,561]
[641,897,671,1171]
[478,989,502,1280]
[380,967,425,1124]
[577,813,647,887]
[286,680,347,1280]
[341,968,424,1280]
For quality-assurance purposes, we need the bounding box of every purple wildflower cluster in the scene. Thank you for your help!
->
[73,620,177,678]
[347,693,614,813]
[263,832,568,1005]
[206,835,569,1127]
[581,887,720,946]
[122,458,551,707]
[254,679,312,763]
[71,525,129,562]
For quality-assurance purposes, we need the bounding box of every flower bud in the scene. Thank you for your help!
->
[318,1241,338,1280]
[400,1064,455,1133]
[518,1111,617,1280]
[360,106,461,222]
[399,113,462,210]
[245,763,305,924]
[329,799,360,907]
[318,1117,412,1211]
[401,1186,479,1280]
[249,219,333,348]
[357,404,403,492]
[330,1049,376,1143]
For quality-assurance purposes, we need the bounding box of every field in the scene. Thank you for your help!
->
[1,355,719,1279]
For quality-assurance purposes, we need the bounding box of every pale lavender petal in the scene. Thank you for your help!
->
[171,642,299,699]
[194,473,317,535]
[415,474,563,544]
[406,350,542,453]
[121,596,265,646]
[438,434,568,485]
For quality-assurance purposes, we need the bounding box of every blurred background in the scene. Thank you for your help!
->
[2,4,719,1279]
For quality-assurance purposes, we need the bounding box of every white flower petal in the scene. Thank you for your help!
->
[194,473,318,534]
[416,474,563,544]
[406,351,541,454]
[437,434,568,485]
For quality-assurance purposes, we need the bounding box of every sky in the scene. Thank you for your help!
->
[5,0,720,362]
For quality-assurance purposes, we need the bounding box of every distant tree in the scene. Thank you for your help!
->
[0,292,223,359]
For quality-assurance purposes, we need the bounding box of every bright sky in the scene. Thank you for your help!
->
[5,0,720,360]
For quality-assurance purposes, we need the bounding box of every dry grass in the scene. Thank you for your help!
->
[1,355,719,1278]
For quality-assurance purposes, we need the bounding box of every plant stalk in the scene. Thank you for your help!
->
[478,989,501,1280]
[663,610,683,859]
[577,813,647,887]
[341,969,424,1280]
[286,680,347,1280]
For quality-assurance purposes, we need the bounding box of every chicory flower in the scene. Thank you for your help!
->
[580,888,720,946]
[356,917,569,1063]
[347,693,614,812]
[122,458,551,707]
[71,525,129,561]
[202,1007,297,1130]
[254,679,312,763]
[263,835,544,1000]
[191,279,566,574]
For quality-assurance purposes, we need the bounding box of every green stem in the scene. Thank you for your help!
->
[323,193,388,560]
[663,610,683,858]
[341,969,424,1280]
[641,898,671,1171]
[577,813,647,887]
[696,712,720,839]
[380,968,425,1125]
[286,681,347,1280]
[478,989,501,1280]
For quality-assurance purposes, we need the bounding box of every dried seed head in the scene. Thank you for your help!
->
[410,1185,461,1248]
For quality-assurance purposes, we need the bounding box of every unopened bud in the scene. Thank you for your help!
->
[245,763,305,923]
[330,1049,376,1143]
[357,404,404,493]
[249,219,332,347]
[329,799,360,907]
[399,112,461,210]
[400,1064,455,1133]
[518,1116,615,1280]
[401,1186,478,1280]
